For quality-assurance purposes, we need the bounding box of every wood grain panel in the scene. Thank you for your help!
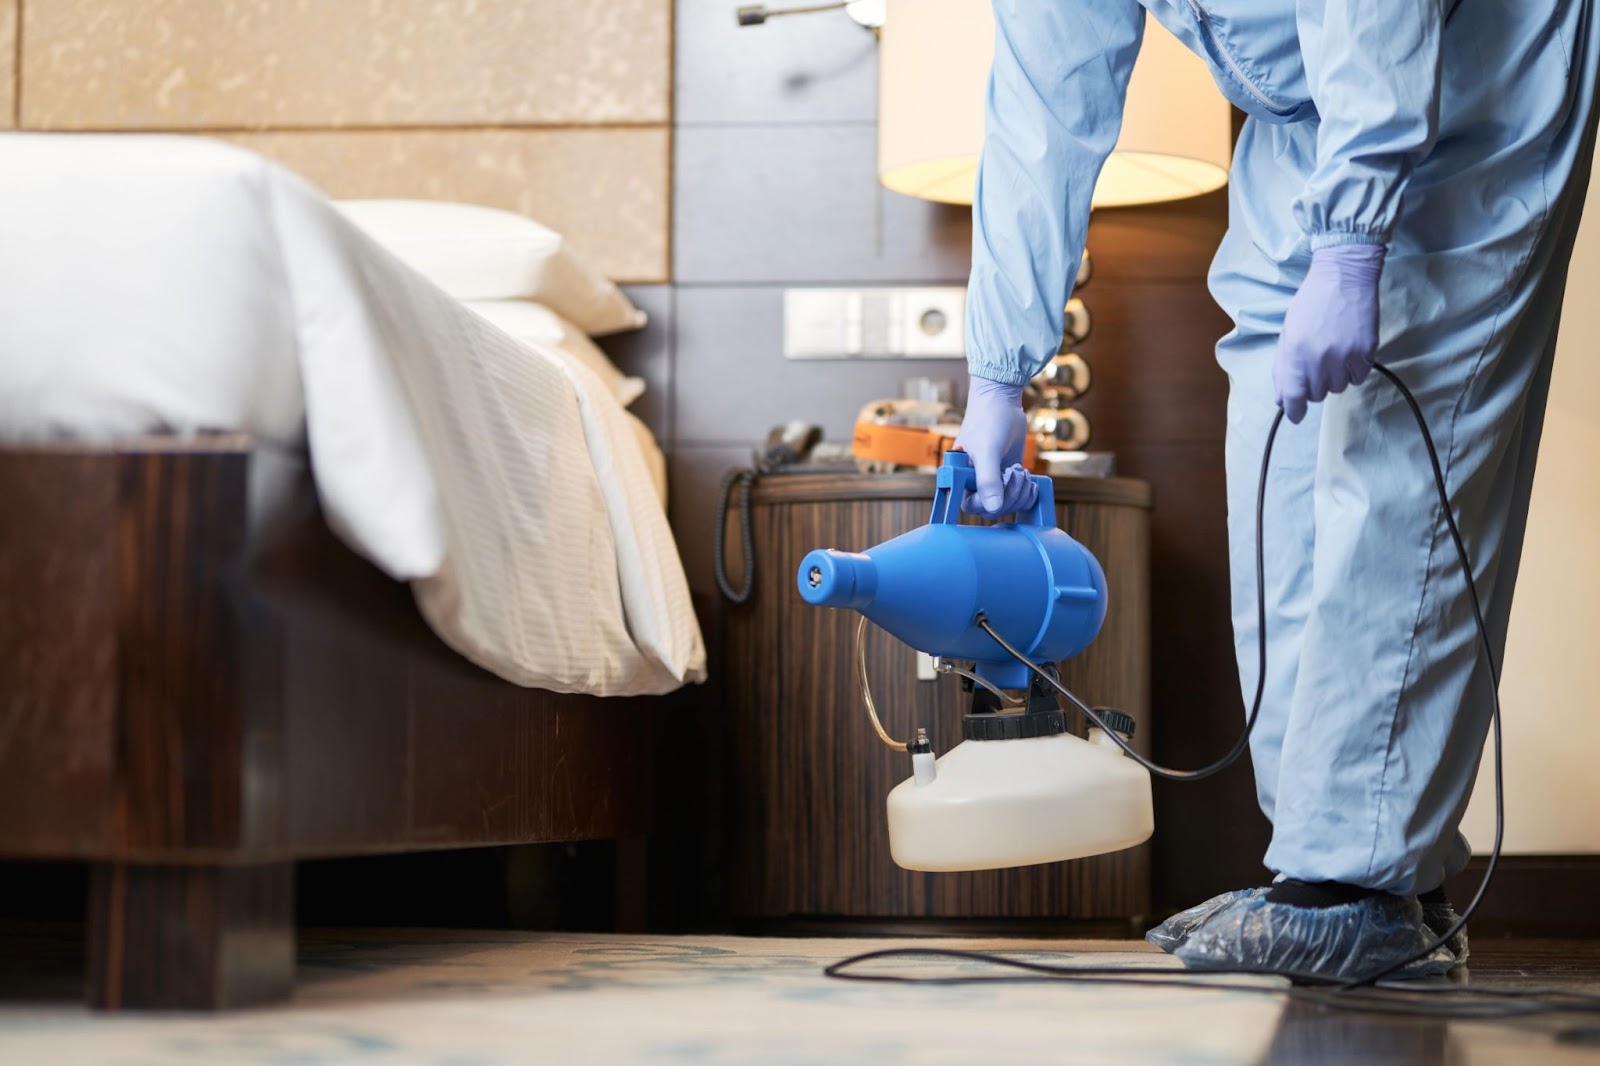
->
[89,861,294,1010]
[283,616,414,852]
[252,473,664,855]
[407,668,656,848]
[725,475,1153,920]
[246,467,418,856]
[0,452,120,853]
[749,471,1151,508]
[1,442,675,866]
[407,660,552,847]
[21,0,669,129]
[548,700,656,842]
[226,128,670,283]
[114,449,252,853]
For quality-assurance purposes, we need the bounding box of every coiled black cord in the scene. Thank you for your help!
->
[714,468,757,604]
[826,365,1599,1018]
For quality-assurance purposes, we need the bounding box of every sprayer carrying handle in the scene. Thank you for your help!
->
[931,452,1057,529]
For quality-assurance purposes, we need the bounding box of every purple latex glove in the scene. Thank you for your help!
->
[1274,243,1386,424]
[953,376,1038,517]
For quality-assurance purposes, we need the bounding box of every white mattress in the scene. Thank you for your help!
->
[0,133,705,697]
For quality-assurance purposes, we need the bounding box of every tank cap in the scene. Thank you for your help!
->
[963,708,1068,742]
[1092,708,1136,738]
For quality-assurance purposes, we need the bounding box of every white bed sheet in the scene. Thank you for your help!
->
[0,133,704,696]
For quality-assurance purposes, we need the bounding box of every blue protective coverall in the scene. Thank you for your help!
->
[967,0,1599,906]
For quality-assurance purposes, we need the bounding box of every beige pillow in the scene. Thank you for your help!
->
[465,299,646,408]
[335,199,646,336]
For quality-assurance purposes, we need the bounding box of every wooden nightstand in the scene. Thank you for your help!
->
[720,469,1153,927]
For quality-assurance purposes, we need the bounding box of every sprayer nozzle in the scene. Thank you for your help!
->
[796,549,877,608]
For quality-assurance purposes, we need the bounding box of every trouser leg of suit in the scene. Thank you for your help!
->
[1210,115,1322,831]
[1218,0,1600,895]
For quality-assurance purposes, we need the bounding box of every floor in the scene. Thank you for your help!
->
[1,930,1599,1065]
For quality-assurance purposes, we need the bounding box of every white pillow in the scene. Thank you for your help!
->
[465,299,646,408]
[334,199,647,337]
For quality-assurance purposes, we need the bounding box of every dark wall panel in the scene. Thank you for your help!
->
[600,285,675,442]
[673,124,972,285]
[668,443,755,599]
[673,286,970,446]
[677,0,878,125]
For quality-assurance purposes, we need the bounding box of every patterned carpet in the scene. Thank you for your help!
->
[1,931,1596,1065]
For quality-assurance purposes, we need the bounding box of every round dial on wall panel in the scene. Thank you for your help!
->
[1033,352,1092,402]
[1075,250,1093,290]
[1029,407,1092,451]
[1063,299,1092,345]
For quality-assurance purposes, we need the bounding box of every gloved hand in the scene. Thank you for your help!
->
[1274,243,1385,424]
[954,376,1038,517]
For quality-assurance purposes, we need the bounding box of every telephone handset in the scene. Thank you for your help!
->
[715,422,824,604]
[756,421,823,473]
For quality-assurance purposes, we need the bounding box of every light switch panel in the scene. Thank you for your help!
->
[784,287,967,359]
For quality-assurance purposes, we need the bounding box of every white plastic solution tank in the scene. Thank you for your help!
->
[886,728,1154,872]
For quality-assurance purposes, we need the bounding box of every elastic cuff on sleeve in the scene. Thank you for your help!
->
[1309,230,1388,252]
[966,360,1034,388]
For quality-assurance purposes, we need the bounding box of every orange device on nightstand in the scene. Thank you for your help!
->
[852,421,1043,472]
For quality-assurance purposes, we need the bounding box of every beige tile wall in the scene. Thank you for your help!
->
[13,0,671,281]
[21,0,669,129]
[230,128,670,283]
[1,0,15,127]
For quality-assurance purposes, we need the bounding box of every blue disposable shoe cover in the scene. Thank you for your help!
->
[1171,891,1456,982]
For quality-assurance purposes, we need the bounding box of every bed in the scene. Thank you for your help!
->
[0,134,705,1009]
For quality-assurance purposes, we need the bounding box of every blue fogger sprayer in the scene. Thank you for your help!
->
[796,451,1153,872]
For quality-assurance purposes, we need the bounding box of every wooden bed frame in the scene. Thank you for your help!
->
[0,439,672,1010]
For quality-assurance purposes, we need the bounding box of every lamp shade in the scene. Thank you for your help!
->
[878,0,1231,206]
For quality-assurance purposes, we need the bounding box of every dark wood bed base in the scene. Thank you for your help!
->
[0,440,671,1009]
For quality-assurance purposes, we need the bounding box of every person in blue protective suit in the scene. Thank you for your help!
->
[955,0,1600,981]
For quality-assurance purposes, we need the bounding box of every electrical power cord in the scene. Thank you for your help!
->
[826,365,1600,1020]
[824,947,1600,1020]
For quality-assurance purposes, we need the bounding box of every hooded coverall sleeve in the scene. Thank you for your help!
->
[965,0,1144,387]
[1293,1,1445,250]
